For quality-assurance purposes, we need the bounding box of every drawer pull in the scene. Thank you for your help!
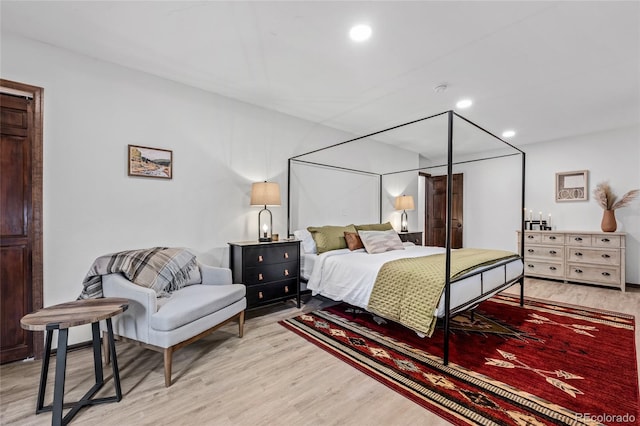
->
[549,250,557,255]
[574,237,582,241]
[574,269,583,274]
[527,264,534,268]
[602,254,611,258]
[549,266,557,271]
[527,235,534,239]
[601,238,610,242]
[549,236,556,240]
[602,272,611,277]
[258,273,264,281]
[528,249,534,253]
[258,291,264,299]
[284,269,289,276]
[284,252,289,259]
[258,255,264,262]
[284,286,289,293]
[574,252,582,257]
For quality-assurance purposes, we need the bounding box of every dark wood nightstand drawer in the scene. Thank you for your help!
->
[243,244,299,267]
[243,260,299,285]
[398,232,422,245]
[246,279,297,307]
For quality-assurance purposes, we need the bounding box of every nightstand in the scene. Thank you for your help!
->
[228,240,301,309]
[398,231,423,246]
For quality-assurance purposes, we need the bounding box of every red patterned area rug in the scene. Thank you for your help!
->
[280,294,639,425]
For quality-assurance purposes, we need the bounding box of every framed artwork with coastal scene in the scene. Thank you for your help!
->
[128,145,173,179]
[555,170,588,202]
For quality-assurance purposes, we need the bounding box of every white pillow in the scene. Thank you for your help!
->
[358,229,405,254]
[294,229,317,254]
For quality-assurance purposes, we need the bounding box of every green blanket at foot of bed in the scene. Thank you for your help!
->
[367,248,519,337]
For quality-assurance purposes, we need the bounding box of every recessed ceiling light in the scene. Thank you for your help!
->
[349,24,372,42]
[502,130,516,138]
[456,99,472,109]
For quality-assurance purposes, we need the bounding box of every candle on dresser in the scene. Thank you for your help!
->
[529,210,533,221]
[539,211,542,223]
[548,214,552,228]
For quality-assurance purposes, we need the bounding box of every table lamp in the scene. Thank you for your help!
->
[250,181,281,242]
[394,195,414,232]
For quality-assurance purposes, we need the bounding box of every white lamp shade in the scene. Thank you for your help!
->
[250,182,281,206]
[394,195,414,211]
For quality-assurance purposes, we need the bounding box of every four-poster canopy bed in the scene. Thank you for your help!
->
[286,110,527,364]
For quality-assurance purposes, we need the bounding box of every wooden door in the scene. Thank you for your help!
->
[424,174,463,248]
[1,81,43,363]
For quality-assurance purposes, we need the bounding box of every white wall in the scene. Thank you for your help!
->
[423,154,523,252]
[289,137,420,232]
[3,33,637,349]
[422,125,640,285]
[1,34,355,344]
[523,126,640,284]
[290,163,380,230]
[382,171,421,231]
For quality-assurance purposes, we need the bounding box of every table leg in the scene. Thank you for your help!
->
[106,318,122,400]
[36,329,54,412]
[52,328,69,426]
[91,322,104,385]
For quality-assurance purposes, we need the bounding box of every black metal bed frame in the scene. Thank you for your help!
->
[286,110,526,365]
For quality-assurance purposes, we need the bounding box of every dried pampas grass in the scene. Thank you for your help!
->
[593,182,639,210]
[612,189,639,210]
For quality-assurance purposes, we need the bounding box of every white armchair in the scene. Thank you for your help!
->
[101,264,246,387]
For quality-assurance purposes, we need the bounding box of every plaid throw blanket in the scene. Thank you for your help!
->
[78,247,198,299]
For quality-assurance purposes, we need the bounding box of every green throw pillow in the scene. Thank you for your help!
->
[307,225,357,254]
[354,222,394,231]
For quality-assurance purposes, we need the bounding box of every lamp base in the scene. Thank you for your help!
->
[400,210,409,233]
[259,237,272,242]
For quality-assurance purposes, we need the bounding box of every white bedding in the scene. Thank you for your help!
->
[300,252,317,281]
[306,243,523,317]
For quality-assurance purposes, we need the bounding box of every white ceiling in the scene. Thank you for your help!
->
[2,1,639,148]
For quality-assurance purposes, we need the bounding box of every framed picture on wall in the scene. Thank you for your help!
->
[128,145,173,179]
[556,170,588,202]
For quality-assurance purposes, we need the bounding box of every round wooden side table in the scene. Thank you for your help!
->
[20,297,129,426]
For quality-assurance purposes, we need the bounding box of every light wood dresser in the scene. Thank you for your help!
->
[517,230,626,291]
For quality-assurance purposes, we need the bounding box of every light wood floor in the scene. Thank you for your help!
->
[1,278,638,426]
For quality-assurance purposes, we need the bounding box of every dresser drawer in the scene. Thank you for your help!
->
[566,234,592,246]
[591,235,622,248]
[541,233,565,245]
[566,247,620,266]
[566,264,621,286]
[243,244,299,267]
[524,260,564,278]
[246,279,297,306]
[523,233,541,243]
[524,244,563,261]
[244,260,298,285]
